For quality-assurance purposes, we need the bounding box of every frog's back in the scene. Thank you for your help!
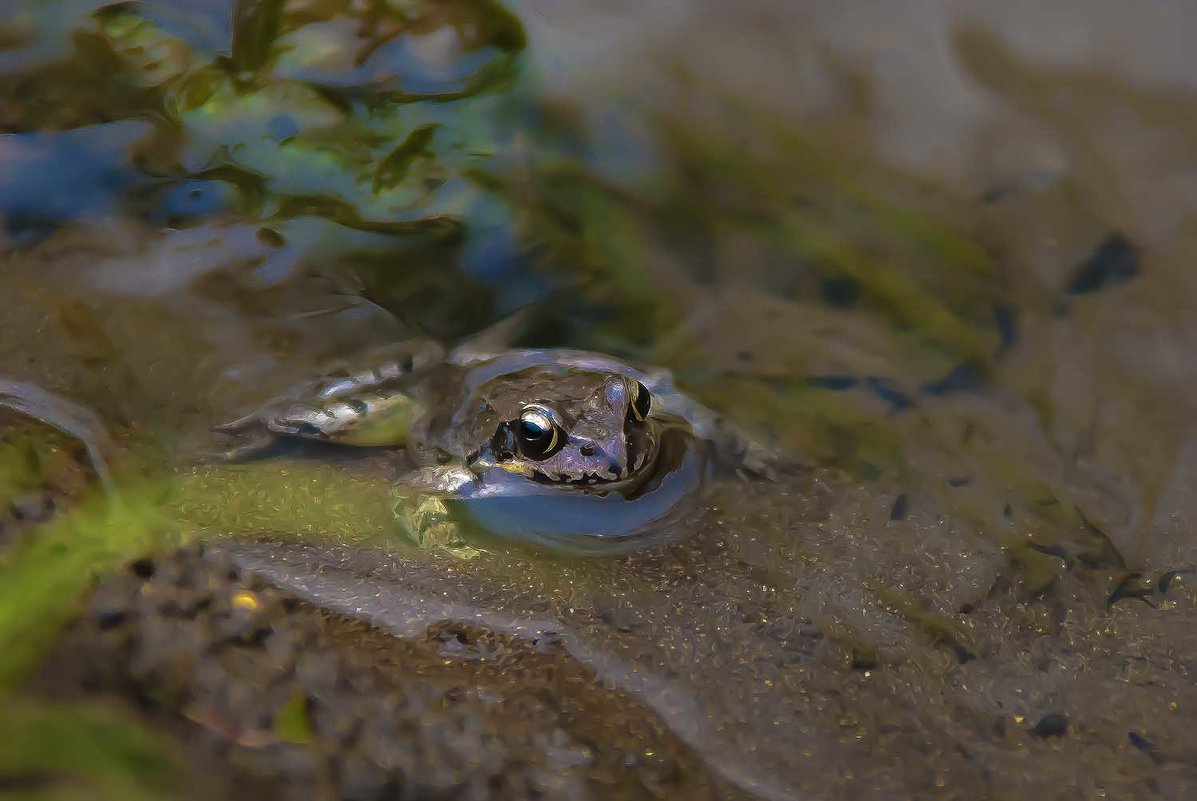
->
[412,351,637,465]
[447,347,712,431]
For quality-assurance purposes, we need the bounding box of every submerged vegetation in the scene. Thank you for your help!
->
[1,0,1193,797]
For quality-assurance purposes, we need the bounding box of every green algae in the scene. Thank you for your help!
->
[0,451,416,693]
[272,692,315,747]
[0,479,181,691]
[0,699,182,801]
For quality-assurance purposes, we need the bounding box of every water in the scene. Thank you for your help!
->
[2,1,1196,798]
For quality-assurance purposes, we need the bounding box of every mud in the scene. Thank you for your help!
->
[4,1,1197,799]
[32,542,740,801]
[13,451,1197,800]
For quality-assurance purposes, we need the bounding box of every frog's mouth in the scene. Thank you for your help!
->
[542,426,701,503]
[474,431,661,490]
[530,428,661,488]
[470,413,707,499]
[529,462,643,487]
[536,471,621,485]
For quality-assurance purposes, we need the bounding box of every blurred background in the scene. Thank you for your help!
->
[1,1,1196,799]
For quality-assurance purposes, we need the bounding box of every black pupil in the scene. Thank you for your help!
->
[519,418,551,443]
[632,381,651,419]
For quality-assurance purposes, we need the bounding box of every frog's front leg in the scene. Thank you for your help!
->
[270,390,421,447]
[213,389,422,462]
[214,338,443,458]
[389,465,481,557]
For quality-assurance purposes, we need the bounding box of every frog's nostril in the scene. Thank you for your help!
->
[579,444,595,457]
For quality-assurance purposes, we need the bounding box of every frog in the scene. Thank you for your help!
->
[213,326,779,554]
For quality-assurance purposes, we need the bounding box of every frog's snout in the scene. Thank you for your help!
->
[576,442,620,474]
[568,435,625,477]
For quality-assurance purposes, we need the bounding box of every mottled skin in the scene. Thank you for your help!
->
[418,364,658,486]
[214,341,751,500]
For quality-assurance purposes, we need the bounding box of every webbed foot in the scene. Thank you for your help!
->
[211,433,283,462]
[390,472,481,558]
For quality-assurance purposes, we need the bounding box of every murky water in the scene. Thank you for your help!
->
[2,1,1197,798]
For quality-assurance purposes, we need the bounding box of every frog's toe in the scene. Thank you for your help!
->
[393,494,454,548]
[213,434,279,462]
[390,485,482,555]
[212,412,261,435]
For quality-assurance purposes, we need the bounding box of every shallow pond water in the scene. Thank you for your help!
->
[2,1,1197,799]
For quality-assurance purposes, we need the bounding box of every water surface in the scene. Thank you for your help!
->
[2,1,1196,798]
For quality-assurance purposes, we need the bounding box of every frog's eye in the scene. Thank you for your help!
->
[627,380,652,422]
[516,404,560,460]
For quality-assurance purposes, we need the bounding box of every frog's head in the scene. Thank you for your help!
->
[481,374,657,487]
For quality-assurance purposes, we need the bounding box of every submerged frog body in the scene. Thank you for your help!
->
[215,337,774,553]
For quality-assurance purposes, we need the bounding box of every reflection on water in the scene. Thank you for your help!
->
[2,0,1197,798]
